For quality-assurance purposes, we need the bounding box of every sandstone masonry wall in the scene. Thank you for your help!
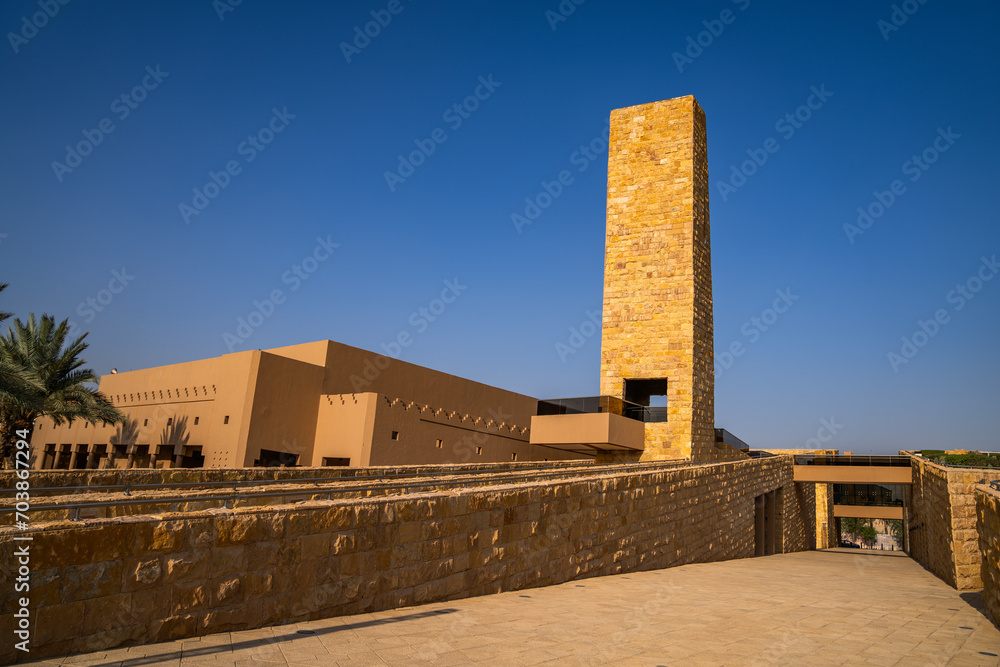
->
[0,457,810,662]
[908,455,994,590]
[976,483,1000,629]
[781,480,817,552]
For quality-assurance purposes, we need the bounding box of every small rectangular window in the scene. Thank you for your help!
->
[476,446,482,455]
[143,419,148,426]
[391,431,399,441]
[167,418,172,426]
[435,439,443,448]
[224,416,230,425]
[194,416,199,426]
[511,453,517,461]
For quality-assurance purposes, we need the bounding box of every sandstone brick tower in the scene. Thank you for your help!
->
[600,95,715,461]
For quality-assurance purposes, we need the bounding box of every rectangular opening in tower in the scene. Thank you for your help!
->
[623,378,668,422]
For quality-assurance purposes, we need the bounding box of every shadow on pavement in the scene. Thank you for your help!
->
[818,548,910,558]
[77,607,461,667]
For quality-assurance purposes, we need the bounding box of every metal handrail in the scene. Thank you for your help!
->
[989,480,1000,492]
[0,458,704,518]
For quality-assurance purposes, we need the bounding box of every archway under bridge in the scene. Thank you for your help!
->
[792,454,912,552]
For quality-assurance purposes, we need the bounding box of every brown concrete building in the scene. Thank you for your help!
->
[30,340,586,469]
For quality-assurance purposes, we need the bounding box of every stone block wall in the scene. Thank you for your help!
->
[976,483,1000,628]
[908,455,994,590]
[0,456,812,662]
[781,480,818,552]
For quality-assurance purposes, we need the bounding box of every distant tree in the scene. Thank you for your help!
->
[859,524,878,548]
[887,519,904,547]
[841,517,865,542]
[0,314,124,466]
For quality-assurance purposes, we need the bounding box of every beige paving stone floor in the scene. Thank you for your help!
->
[24,549,1000,666]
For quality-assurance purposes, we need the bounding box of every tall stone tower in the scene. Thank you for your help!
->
[600,95,715,461]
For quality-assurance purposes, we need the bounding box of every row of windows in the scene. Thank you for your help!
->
[390,430,516,459]
[114,385,217,404]
[37,415,229,429]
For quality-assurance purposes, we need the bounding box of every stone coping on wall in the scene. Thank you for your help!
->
[0,459,595,490]
[0,456,785,540]
[1,460,706,524]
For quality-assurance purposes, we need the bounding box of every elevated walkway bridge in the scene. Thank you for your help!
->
[791,453,912,523]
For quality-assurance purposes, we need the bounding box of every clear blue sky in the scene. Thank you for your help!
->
[2,1,998,454]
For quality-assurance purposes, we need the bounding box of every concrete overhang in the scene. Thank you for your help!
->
[793,466,913,484]
[833,505,905,520]
[529,413,644,453]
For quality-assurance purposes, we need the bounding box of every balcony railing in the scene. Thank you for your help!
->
[537,396,668,423]
[793,455,911,467]
[832,483,906,507]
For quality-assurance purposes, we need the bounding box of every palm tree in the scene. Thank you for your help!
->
[0,313,124,465]
[0,284,44,414]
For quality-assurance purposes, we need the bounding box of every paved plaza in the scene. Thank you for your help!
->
[25,550,1000,666]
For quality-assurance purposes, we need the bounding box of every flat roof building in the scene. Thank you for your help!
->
[31,339,587,469]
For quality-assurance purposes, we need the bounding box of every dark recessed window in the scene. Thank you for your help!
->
[624,378,670,422]
[476,446,482,455]
[435,439,443,448]
[143,419,148,426]
[224,416,230,425]
[194,416,199,425]
[391,431,399,441]
[167,418,172,426]
[511,453,517,461]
